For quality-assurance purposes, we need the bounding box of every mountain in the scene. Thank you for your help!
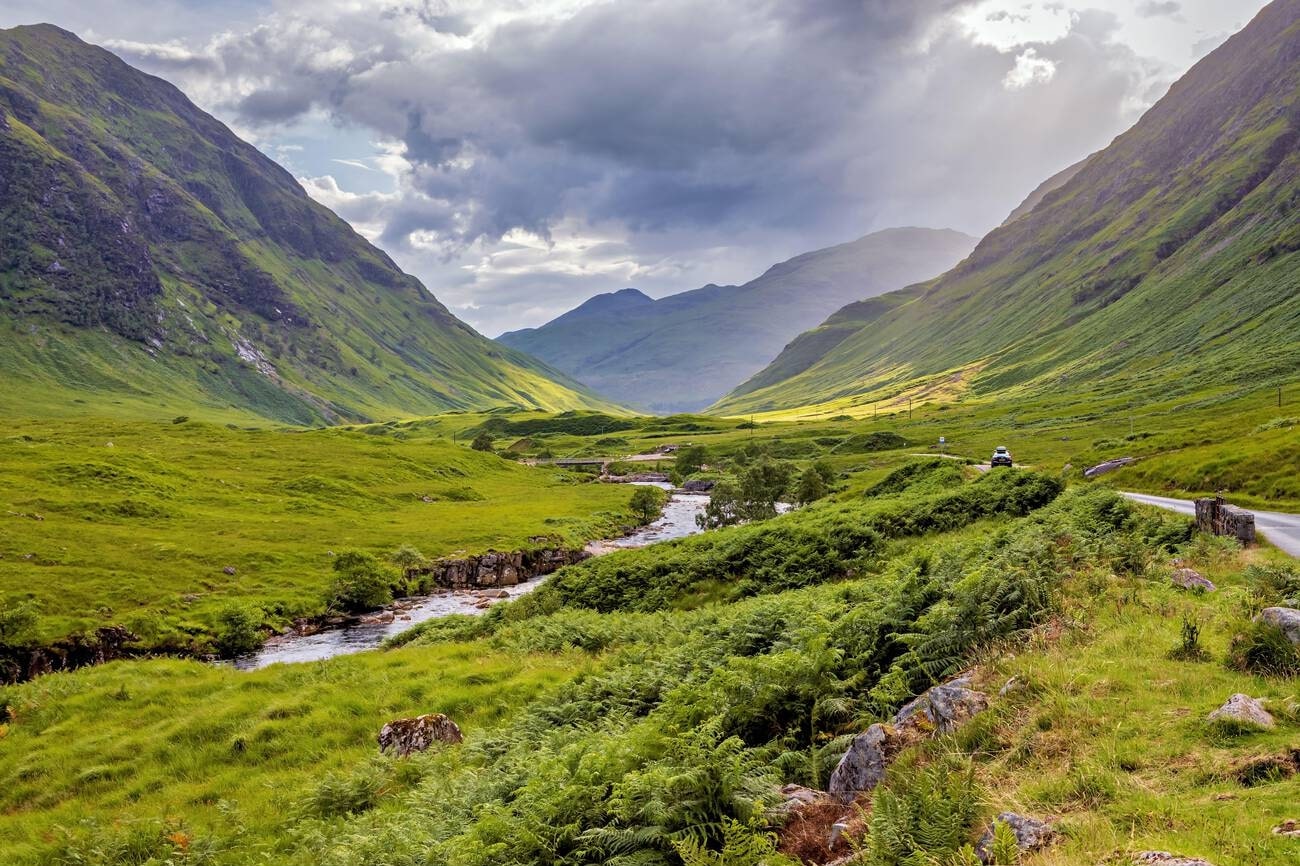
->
[0,24,621,424]
[714,0,1300,417]
[497,228,977,413]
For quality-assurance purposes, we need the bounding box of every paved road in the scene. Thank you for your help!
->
[1122,492,1300,559]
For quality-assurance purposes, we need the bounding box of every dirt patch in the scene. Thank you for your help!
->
[777,799,867,864]
[1233,749,1299,787]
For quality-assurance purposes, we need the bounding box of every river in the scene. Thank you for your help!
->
[234,483,709,669]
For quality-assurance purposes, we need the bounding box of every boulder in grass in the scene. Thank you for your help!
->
[1207,694,1275,730]
[1134,853,1215,866]
[975,812,1056,863]
[1258,608,1300,645]
[827,724,903,803]
[1171,568,1216,593]
[378,713,463,756]
[893,673,989,734]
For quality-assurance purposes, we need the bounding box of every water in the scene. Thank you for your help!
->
[234,482,710,669]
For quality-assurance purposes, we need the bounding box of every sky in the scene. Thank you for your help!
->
[0,0,1273,335]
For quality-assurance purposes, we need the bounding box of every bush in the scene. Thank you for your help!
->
[1168,614,1209,662]
[834,431,908,454]
[672,445,711,482]
[0,599,39,648]
[795,466,828,505]
[329,551,396,613]
[213,604,263,658]
[863,753,981,865]
[629,485,668,525]
[470,431,495,452]
[1226,620,1300,677]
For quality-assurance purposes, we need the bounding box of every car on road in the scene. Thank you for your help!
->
[990,446,1013,468]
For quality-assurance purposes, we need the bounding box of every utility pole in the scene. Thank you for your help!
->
[908,397,912,421]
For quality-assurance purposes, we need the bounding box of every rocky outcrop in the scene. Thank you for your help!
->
[680,479,716,493]
[1207,693,1275,730]
[976,813,1056,863]
[407,546,589,590]
[378,713,463,756]
[1258,607,1300,645]
[828,673,990,803]
[0,626,139,685]
[828,724,904,803]
[1171,568,1216,592]
[892,673,989,734]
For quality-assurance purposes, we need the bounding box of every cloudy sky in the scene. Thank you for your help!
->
[0,0,1272,335]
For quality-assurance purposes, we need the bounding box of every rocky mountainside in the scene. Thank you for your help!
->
[497,228,977,413]
[715,0,1300,417]
[0,24,620,424]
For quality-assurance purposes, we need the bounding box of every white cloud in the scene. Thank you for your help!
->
[1004,48,1057,88]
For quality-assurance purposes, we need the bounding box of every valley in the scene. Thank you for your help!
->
[2,4,1300,866]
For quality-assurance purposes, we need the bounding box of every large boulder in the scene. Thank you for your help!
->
[893,674,989,734]
[377,713,463,756]
[827,724,903,803]
[1258,608,1300,645]
[976,813,1056,863]
[1207,694,1275,730]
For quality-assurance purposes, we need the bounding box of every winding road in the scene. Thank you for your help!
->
[1122,492,1300,559]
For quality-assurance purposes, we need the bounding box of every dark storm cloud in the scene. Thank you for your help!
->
[94,0,1177,332]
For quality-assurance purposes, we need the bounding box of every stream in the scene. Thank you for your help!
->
[234,483,709,669]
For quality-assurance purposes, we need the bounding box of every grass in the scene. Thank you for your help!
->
[0,417,636,647]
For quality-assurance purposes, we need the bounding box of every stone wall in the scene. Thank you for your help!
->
[1194,497,1256,545]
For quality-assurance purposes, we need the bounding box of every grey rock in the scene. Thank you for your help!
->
[1207,693,1275,730]
[222,565,237,575]
[1134,853,1215,866]
[893,673,989,734]
[1084,457,1136,478]
[1171,568,1216,593]
[827,723,902,803]
[976,812,1056,863]
[378,713,463,756]
[770,783,834,816]
[1258,607,1300,645]
[680,479,716,493]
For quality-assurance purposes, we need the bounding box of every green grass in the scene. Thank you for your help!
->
[0,418,636,648]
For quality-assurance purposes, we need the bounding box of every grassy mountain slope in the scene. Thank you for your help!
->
[497,228,977,413]
[0,24,621,424]
[714,0,1300,417]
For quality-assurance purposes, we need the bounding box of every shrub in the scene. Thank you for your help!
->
[1226,620,1300,677]
[1168,614,1209,662]
[672,445,712,482]
[303,758,391,818]
[863,753,981,865]
[795,466,828,506]
[329,551,396,613]
[629,485,668,525]
[213,604,263,658]
[390,544,428,574]
[673,818,798,866]
[0,599,39,648]
[470,431,495,452]
[834,431,908,454]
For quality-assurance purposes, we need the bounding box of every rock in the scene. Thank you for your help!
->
[493,590,510,599]
[1207,693,1275,730]
[222,565,237,575]
[1258,608,1300,645]
[976,813,1056,863]
[827,723,903,803]
[378,713,463,756]
[680,479,716,493]
[770,783,835,816]
[1084,457,1136,478]
[893,673,989,734]
[1134,853,1215,866]
[1171,568,1216,593]
[1273,819,1300,838]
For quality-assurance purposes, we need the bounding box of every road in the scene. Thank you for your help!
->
[1122,492,1300,559]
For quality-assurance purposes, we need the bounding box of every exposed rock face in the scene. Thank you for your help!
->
[1171,568,1216,592]
[893,674,989,734]
[1258,607,1300,645]
[0,626,139,685]
[680,479,716,493]
[1084,457,1137,478]
[378,713,463,756]
[1273,819,1300,838]
[406,547,589,590]
[1208,694,1275,729]
[1134,853,1215,866]
[827,724,903,803]
[976,813,1056,863]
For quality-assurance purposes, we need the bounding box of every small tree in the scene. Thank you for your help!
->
[329,551,395,612]
[697,479,743,530]
[795,466,828,505]
[390,544,428,574]
[812,459,836,486]
[671,445,710,482]
[738,457,794,520]
[629,485,667,525]
[213,604,263,658]
[470,431,496,452]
